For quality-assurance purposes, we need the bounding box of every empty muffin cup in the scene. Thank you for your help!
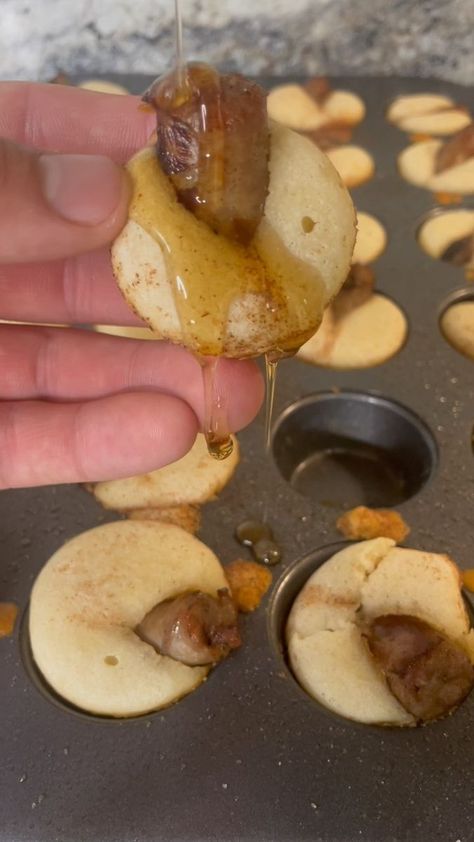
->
[272,392,437,508]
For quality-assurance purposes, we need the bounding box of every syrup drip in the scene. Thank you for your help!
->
[235,520,281,566]
[174,0,185,89]
[264,354,279,454]
[136,6,326,460]
[201,357,234,459]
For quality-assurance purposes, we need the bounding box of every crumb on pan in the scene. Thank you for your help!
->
[225,560,272,613]
[462,570,474,592]
[433,192,463,205]
[0,602,18,638]
[336,506,410,543]
[126,505,201,534]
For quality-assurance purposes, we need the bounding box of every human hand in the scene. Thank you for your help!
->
[0,82,264,489]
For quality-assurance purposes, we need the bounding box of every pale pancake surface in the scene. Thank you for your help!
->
[112,125,356,357]
[353,211,387,264]
[287,539,474,725]
[418,210,474,261]
[30,521,229,717]
[441,301,474,360]
[326,146,374,188]
[92,433,239,511]
[297,293,407,370]
[398,140,474,194]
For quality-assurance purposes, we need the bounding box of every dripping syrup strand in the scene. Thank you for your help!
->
[264,354,279,454]
[262,353,280,522]
[201,357,233,460]
[174,0,185,89]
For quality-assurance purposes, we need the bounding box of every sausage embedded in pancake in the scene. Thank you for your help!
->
[365,614,474,722]
[136,589,240,666]
[418,209,474,266]
[112,68,356,358]
[144,64,270,245]
[286,539,474,725]
[29,521,234,717]
[398,129,474,195]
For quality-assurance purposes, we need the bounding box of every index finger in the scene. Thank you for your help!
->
[0,82,155,163]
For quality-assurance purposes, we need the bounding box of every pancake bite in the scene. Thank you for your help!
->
[398,125,474,195]
[440,301,474,361]
[286,539,474,726]
[29,521,240,717]
[112,65,356,360]
[418,209,474,270]
[267,78,365,136]
[387,93,471,136]
[90,433,239,530]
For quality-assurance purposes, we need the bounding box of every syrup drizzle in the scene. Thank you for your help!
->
[137,6,325,460]
[174,0,185,89]
[201,357,234,460]
[264,354,279,454]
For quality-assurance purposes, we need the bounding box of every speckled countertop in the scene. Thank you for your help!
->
[0,0,472,84]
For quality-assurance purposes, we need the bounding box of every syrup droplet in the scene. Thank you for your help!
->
[235,520,272,546]
[200,356,233,460]
[253,538,281,566]
[235,520,282,566]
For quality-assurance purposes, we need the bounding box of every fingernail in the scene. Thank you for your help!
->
[39,154,124,225]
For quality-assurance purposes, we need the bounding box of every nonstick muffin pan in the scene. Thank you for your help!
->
[1,75,474,842]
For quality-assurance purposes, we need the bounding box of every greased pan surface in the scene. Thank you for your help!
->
[1,75,474,842]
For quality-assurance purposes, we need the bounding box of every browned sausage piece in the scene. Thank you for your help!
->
[364,614,474,722]
[143,62,270,245]
[135,588,241,666]
[434,124,474,174]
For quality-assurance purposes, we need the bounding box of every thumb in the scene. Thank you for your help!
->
[0,139,131,264]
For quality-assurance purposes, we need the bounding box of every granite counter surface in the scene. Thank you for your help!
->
[0,0,472,85]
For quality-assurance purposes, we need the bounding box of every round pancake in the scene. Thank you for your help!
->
[267,85,365,131]
[325,146,375,188]
[112,124,356,357]
[398,140,474,194]
[441,301,474,360]
[92,433,239,512]
[29,521,229,717]
[353,211,387,264]
[286,539,474,725]
[322,90,365,125]
[297,293,407,369]
[267,84,327,131]
[418,210,474,262]
[387,94,454,124]
[397,109,471,137]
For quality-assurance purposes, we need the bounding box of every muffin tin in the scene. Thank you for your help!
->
[1,74,474,842]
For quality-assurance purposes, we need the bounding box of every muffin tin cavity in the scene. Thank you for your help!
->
[440,290,474,361]
[417,208,474,269]
[272,392,437,508]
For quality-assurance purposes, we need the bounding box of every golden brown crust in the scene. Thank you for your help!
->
[126,505,201,534]
[0,602,18,638]
[225,560,272,613]
[336,506,410,543]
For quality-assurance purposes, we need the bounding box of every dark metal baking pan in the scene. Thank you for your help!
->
[1,74,474,842]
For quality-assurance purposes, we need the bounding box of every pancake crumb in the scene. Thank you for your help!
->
[0,602,18,638]
[462,570,474,592]
[225,560,272,613]
[336,506,410,543]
